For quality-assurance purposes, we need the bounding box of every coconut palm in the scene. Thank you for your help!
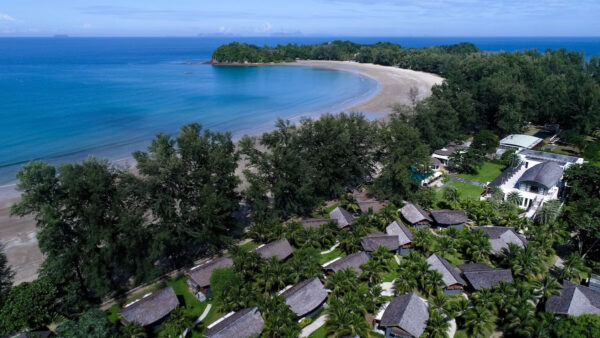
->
[360,259,383,286]
[412,228,434,254]
[394,270,417,294]
[559,252,591,282]
[120,322,147,338]
[327,267,359,297]
[255,257,292,294]
[463,306,494,338]
[442,186,461,206]
[462,229,491,263]
[535,200,562,225]
[230,248,262,281]
[471,288,496,312]
[499,243,522,268]
[424,270,445,297]
[532,275,562,310]
[511,245,543,278]
[325,297,371,338]
[507,152,522,168]
[452,298,471,318]
[371,245,394,271]
[423,309,449,338]
[337,230,361,254]
[159,307,193,338]
[259,295,300,337]
[429,293,451,316]
[433,236,458,257]
[505,300,536,337]
[288,247,322,281]
[339,194,360,214]
[506,191,523,207]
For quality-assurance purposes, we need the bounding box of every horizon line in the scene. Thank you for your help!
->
[1,35,600,39]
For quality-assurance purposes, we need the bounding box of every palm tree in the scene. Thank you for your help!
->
[505,300,536,337]
[434,236,457,257]
[462,229,491,263]
[559,252,591,282]
[327,267,359,297]
[231,249,262,281]
[452,298,471,318]
[429,293,451,316]
[499,243,522,268]
[412,228,433,254]
[325,298,371,337]
[511,245,543,279]
[255,257,292,294]
[532,275,562,310]
[289,247,322,280]
[424,270,444,297]
[159,307,193,338]
[463,306,494,338]
[339,194,360,214]
[535,200,562,225]
[337,230,361,254]
[360,259,383,286]
[423,309,449,338]
[371,245,394,271]
[442,186,461,206]
[471,288,496,312]
[259,295,300,337]
[120,322,147,338]
[507,152,521,168]
[394,270,417,294]
[506,191,523,207]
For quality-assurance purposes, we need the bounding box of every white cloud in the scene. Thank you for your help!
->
[0,13,16,22]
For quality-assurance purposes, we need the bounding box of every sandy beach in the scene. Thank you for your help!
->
[0,61,443,285]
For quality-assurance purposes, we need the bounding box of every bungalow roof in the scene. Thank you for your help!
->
[255,239,293,260]
[281,278,328,317]
[204,307,264,338]
[120,287,179,327]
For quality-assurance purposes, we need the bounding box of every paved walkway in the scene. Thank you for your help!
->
[449,176,486,187]
[380,281,395,297]
[183,304,212,337]
[320,242,340,254]
[300,314,328,337]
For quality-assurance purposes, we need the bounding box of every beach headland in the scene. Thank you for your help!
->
[0,60,443,285]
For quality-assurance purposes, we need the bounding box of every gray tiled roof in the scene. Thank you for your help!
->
[204,307,264,338]
[518,161,564,188]
[255,239,293,260]
[546,281,600,316]
[187,257,234,288]
[400,204,432,224]
[426,254,466,287]
[479,226,527,255]
[301,218,336,229]
[462,269,513,290]
[322,251,370,274]
[433,146,457,156]
[386,221,414,246]
[430,209,468,226]
[457,263,495,273]
[361,234,400,252]
[358,200,387,214]
[281,278,328,317]
[520,149,581,165]
[120,287,179,327]
[329,207,355,228]
[380,293,429,338]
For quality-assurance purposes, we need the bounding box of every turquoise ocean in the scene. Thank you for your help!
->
[1,37,599,185]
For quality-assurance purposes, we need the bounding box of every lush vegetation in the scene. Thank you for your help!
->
[2,40,600,337]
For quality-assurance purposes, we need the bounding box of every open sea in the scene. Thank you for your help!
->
[1,36,599,185]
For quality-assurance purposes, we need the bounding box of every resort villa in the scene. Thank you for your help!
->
[361,234,401,254]
[186,257,234,301]
[478,226,527,256]
[430,209,469,230]
[254,239,294,261]
[204,307,265,338]
[431,145,465,167]
[119,287,180,328]
[399,203,432,229]
[497,134,543,153]
[279,277,328,318]
[385,221,414,255]
[426,254,466,295]
[377,292,429,338]
[329,206,355,228]
[485,149,584,218]
[546,280,600,317]
[458,263,513,292]
[322,251,369,275]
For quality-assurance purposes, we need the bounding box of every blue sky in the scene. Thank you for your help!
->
[1,0,599,37]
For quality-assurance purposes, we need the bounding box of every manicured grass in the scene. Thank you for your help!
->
[444,181,485,200]
[382,270,397,283]
[308,326,326,338]
[312,202,340,218]
[238,240,259,252]
[106,305,121,323]
[457,161,505,184]
[320,248,345,264]
[443,252,465,267]
[167,276,209,318]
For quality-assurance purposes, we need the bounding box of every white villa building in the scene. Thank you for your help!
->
[485,149,583,218]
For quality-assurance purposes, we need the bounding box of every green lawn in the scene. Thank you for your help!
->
[382,270,397,283]
[457,161,505,183]
[238,240,259,252]
[438,181,485,201]
[442,252,465,267]
[312,202,340,218]
[320,248,345,264]
[308,326,326,338]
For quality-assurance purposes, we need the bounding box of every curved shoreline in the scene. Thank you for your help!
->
[0,61,444,285]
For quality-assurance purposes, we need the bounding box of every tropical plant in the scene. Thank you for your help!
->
[433,236,458,257]
[535,200,562,225]
[371,245,395,271]
[339,194,360,214]
[327,267,359,297]
[532,275,562,311]
[120,322,147,338]
[255,257,293,295]
[442,186,461,205]
[0,244,13,303]
[337,230,361,254]
[56,309,116,338]
[423,309,449,338]
[359,259,384,286]
[158,307,193,338]
[325,296,371,338]
[259,295,300,337]
[460,229,491,263]
[559,252,591,282]
[506,191,523,207]
[463,306,494,338]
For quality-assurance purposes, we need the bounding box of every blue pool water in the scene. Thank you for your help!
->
[1,37,599,184]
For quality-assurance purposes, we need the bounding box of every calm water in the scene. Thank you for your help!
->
[1,37,599,184]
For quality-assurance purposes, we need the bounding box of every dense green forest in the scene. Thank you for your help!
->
[214,41,600,144]
[0,41,599,336]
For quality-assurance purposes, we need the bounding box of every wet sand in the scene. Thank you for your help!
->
[0,61,444,285]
